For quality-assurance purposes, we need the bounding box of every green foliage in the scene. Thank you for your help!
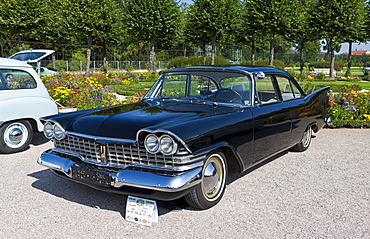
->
[310,0,368,78]
[240,59,286,70]
[168,56,230,68]
[0,0,46,35]
[186,0,241,63]
[122,0,181,71]
[308,62,344,71]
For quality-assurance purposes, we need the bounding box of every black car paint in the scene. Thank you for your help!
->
[42,86,329,174]
[38,66,330,204]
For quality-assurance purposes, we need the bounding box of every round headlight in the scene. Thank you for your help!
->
[159,135,178,155]
[144,134,159,153]
[53,124,66,140]
[44,122,54,139]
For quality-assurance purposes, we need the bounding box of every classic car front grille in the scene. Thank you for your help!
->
[54,135,194,170]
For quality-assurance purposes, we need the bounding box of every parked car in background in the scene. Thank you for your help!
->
[363,64,370,76]
[9,49,57,76]
[0,58,58,153]
[37,66,331,209]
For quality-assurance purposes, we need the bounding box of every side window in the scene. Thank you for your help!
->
[189,75,218,96]
[276,76,302,100]
[220,76,251,105]
[160,75,187,97]
[255,75,278,104]
[0,69,37,90]
[291,83,302,98]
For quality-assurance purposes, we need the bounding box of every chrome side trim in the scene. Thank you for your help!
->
[38,149,203,192]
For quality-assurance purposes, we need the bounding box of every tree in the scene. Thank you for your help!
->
[235,0,266,65]
[311,0,368,78]
[244,0,294,65]
[284,0,318,74]
[122,0,181,72]
[186,0,240,65]
[342,0,367,76]
[59,0,123,72]
[0,0,46,51]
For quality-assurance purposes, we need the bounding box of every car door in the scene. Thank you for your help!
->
[251,74,292,163]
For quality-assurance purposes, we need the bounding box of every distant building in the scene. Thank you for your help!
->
[343,50,370,55]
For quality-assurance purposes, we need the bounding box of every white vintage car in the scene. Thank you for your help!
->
[0,58,58,153]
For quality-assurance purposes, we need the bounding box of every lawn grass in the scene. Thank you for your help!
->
[299,80,370,93]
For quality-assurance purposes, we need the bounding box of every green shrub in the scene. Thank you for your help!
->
[168,56,230,68]
[308,62,343,71]
[240,59,285,70]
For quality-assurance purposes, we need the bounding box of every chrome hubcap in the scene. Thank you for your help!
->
[202,154,225,200]
[4,123,28,148]
[302,126,312,148]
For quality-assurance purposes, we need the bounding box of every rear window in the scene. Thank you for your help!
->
[0,69,37,90]
[10,52,46,62]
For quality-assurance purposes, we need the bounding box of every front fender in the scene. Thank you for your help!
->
[0,96,58,131]
[192,141,245,173]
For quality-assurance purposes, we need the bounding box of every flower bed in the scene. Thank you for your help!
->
[328,87,370,128]
[42,72,141,110]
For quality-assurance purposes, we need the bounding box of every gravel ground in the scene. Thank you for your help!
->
[0,129,369,238]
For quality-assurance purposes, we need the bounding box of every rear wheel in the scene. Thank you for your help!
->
[185,151,227,209]
[0,120,33,154]
[291,125,312,152]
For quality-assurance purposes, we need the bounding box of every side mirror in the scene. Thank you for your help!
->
[255,72,265,79]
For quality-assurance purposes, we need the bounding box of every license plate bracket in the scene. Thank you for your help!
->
[71,166,111,187]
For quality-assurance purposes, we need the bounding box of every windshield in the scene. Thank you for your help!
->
[145,72,252,106]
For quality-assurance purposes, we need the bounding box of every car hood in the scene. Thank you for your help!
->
[55,100,236,140]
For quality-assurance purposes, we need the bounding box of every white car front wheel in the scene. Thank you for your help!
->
[0,120,33,154]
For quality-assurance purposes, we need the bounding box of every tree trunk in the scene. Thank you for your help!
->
[52,42,56,69]
[202,44,207,65]
[329,46,335,79]
[211,35,216,65]
[345,41,353,77]
[251,41,255,65]
[299,41,305,75]
[103,43,107,73]
[86,31,92,72]
[269,38,275,66]
[149,38,156,72]
[17,35,23,52]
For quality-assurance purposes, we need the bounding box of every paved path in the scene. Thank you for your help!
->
[0,129,369,238]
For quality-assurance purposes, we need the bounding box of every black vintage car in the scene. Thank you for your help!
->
[38,66,331,209]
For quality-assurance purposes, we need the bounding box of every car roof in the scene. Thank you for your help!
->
[0,58,33,68]
[160,66,289,76]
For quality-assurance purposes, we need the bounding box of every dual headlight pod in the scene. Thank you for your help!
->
[144,134,178,155]
[44,122,66,140]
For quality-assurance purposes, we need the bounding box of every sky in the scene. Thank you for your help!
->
[337,42,370,55]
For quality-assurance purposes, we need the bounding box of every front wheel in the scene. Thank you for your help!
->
[0,120,33,154]
[185,151,227,209]
[291,125,312,152]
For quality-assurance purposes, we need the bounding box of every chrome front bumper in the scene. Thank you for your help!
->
[37,149,203,197]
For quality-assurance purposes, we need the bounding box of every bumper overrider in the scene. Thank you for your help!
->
[37,149,204,201]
